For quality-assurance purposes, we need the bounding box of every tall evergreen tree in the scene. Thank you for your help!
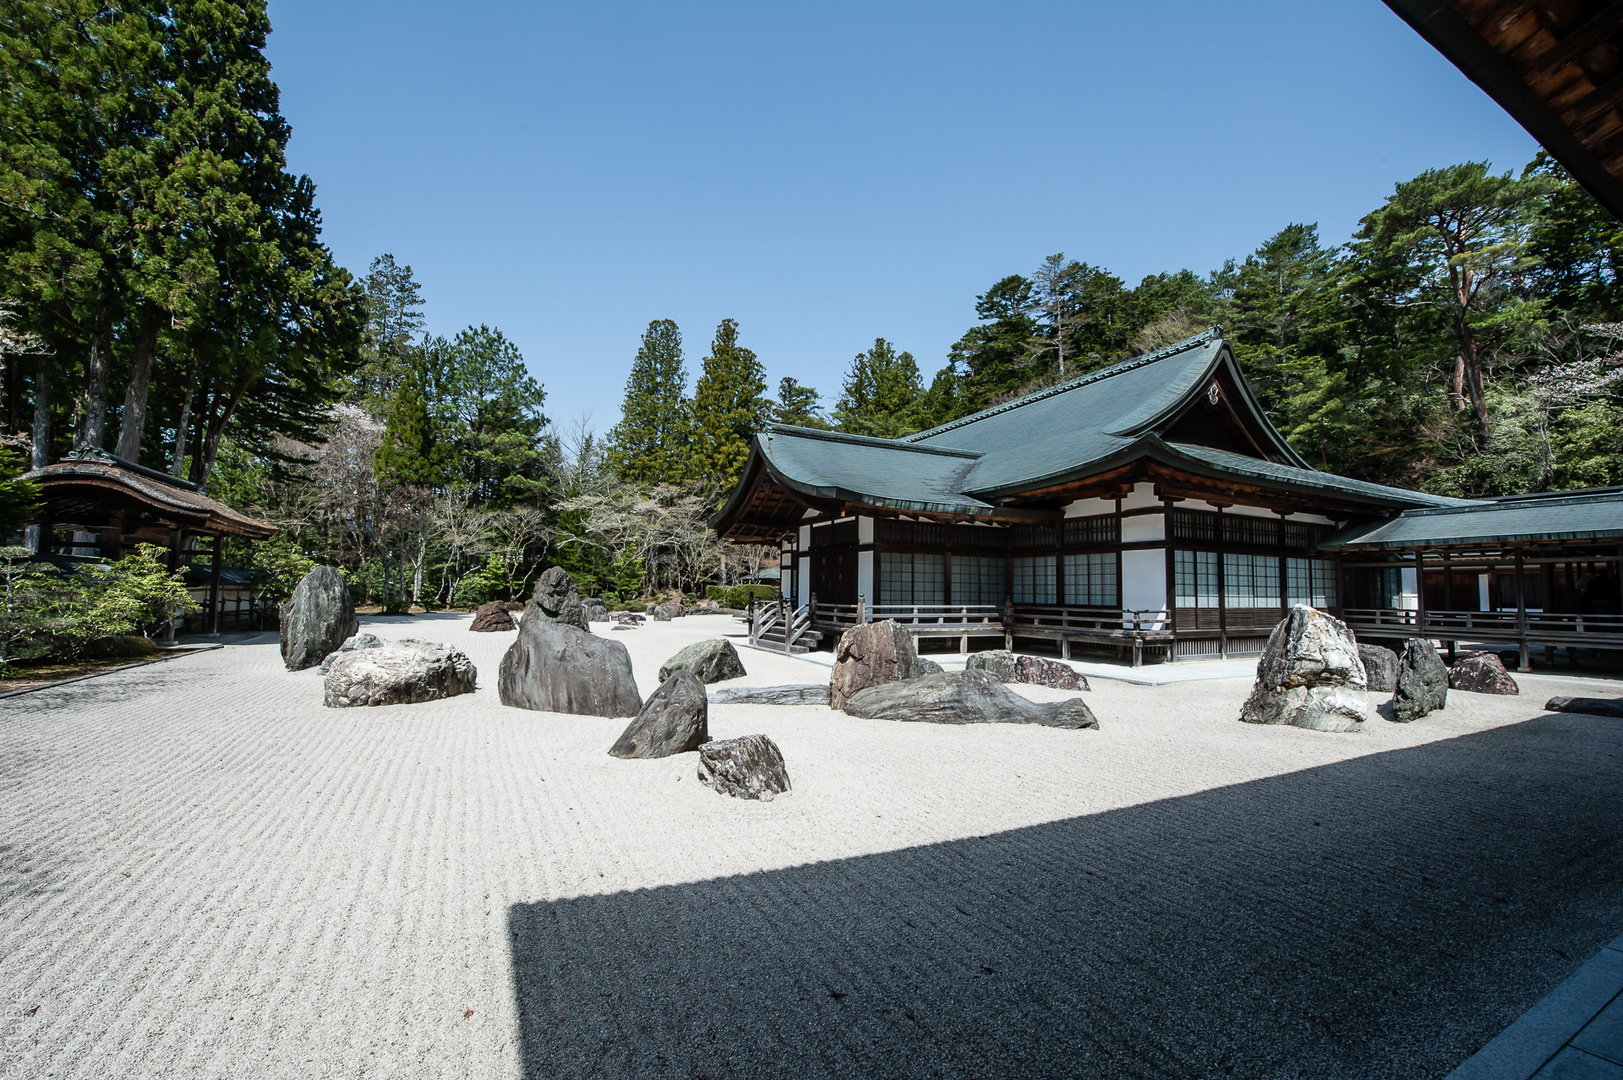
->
[834,338,923,437]
[374,349,448,487]
[608,319,689,483]
[442,324,548,506]
[948,275,1035,411]
[687,318,766,489]
[354,254,426,409]
[771,376,827,428]
[1227,223,1335,413]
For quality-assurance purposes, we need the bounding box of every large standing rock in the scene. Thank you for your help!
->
[658,638,747,684]
[1359,644,1400,694]
[1239,605,1367,732]
[843,670,1098,730]
[280,565,358,672]
[523,567,587,630]
[318,631,387,674]
[829,620,929,710]
[697,734,791,800]
[608,670,708,758]
[323,639,477,707]
[498,618,642,717]
[1449,651,1520,695]
[709,684,831,706]
[469,601,516,632]
[1393,638,1449,722]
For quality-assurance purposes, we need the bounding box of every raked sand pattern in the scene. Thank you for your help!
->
[4,614,1623,1078]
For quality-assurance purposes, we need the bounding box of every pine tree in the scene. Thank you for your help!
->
[354,255,426,409]
[771,376,827,427]
[834,338,922,437]
[374,350,449,487]
[608,319,689,483]
[687,319,766,489]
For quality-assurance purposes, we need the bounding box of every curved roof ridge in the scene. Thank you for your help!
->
[901,325,1223,444]
[762,422,981,459]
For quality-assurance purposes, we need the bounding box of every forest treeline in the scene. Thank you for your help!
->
[3,1,1621,619]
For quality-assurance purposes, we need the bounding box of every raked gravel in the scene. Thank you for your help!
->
[3,613,1623,1078]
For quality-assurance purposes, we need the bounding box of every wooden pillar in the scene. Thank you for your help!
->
[1514,549,1529,672]
[208,535,223,636]
[1413,547,1427,639]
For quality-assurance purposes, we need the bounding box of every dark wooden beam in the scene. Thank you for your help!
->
[1532,1,1623,76]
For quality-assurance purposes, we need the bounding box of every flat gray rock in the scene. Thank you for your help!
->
[323,638,476,707]
[1546,696,1623,718]
[842,670,1098,730]
[708,684,831,706]
[318,632,387,675]
[658,638,747,684]
[1358,644,1399,694]
[697,734,791,800]
[1394,639,1448,722]
[1240,605,1367,732]
[609,670,708,758]
[280,566,358,672]
[498,617,642,717]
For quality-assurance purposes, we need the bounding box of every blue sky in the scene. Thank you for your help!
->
[264,0,1539,432]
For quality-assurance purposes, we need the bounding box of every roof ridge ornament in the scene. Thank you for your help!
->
[64,445,118,465]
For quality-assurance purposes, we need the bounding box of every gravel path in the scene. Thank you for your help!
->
[3,613,1622,1079]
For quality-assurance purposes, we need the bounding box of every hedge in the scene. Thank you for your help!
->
[706,584,780,609]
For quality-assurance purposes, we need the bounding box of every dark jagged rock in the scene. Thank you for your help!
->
[280,566,358,672]
[613,611,643,626]
[1448,651,1520,695]
[1239,605,1367,732]
[1546,697,1623,718]
[660,600,686,619]
[523,567,587,630]
[323,639,476,707]
[658,638,747,684]
[469,601,516,632]
[1018,656,1087,690]
[318,632,387,674]
[697,735,791,800]
[709,684,831,706]
[1394,639,1449,722]
[582,598,612,623]
[498,618,642,717]
[651,606,672,622]
[1358,644,1400,694]
[829,620,930,710]
[609,670,708,758]
[842,670,1098,730]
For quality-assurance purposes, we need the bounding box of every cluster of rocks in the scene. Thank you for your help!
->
[583,598,611,624]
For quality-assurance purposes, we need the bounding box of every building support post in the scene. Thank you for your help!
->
[208,536,223,637]
[1514,548,1529,672]
[1413,548,1427,640]
[1442,551,1455,663]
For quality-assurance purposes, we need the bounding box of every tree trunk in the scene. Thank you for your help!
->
[171,388,194,477]
[1448,354,1465,412]
[78,321,114,450]
[1459,324,1491,441]
[115,309,159,462]
[195,377,248,487]
[30,354,51,469]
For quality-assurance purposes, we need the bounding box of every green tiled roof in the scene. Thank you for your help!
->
[717,329,1475,532]
[1321,489,1623,549]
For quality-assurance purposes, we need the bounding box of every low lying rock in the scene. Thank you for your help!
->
[1394,639,1448,722]
[709,684,830,706]
[658,638,747,684]
[1546,697,1623,718]
[609,670,707,758]
[651,607,672,622]
[613,612,643,626]
[917,658,944,675]
[697,734,791,800]
[842,670,1098,730]
[1240,605,1367,732]
[469,601,516,632]
[1358,644,1400,694]
[318,632,387,674]
[1448,651,1520,695]
[829,620,930,710]
[498,618,642,717]
[324,639,476,707]
[966,650,1088,690]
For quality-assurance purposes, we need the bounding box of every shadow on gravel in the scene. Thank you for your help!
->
[510,713,1623,1079]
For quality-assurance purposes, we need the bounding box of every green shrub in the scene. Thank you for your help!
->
[249,536,317,605]
[705,584,780,609]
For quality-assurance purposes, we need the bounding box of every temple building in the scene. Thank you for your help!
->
[711,328,1623,667]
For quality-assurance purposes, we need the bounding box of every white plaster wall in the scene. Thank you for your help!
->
[1122,548,1167,625]
[1283,512,1338,526]
[1121,483,1161,512]
[1062,497,1115,518]
[1222,504,1279,520]
[797,526,812,606]
[858,516,874,544]
[1480,574,1492,611]
[857,550,874,605]
[1122,514,1165,543]
[1400,567,1418,610]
